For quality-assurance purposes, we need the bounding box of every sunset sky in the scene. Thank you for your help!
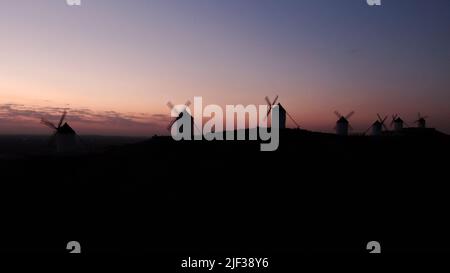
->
[1,0,449,136]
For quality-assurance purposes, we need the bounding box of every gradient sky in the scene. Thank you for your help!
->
[1,0,449,135]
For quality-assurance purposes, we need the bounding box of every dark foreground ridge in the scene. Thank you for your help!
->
[1,128,449,256]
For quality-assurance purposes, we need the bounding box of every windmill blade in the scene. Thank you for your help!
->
[167,118,177,131]
[377,113,387,123]
[166,101,175,110]
[167,111,184,130]
[167,114,201,134]
[168,100,191,113]
[264,95,278,120]
[345,111,355,120]
[58,110,67,128]
[40,118,57,130]
[266,106,272,117]
[167,101,181,116]
[390,114,397,127]
[377,113,383,122]
[380,115,388,130]
[264,107,272,121]
[167,101,178,114]
[348,124,353,131]
[334,111,342,118]
[285,110,300,128]
[180,101,192,116]
[272,95,279,105]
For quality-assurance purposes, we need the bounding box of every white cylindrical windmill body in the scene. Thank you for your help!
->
[55,123,79,153]
[394,119,403,132]
[56,134,78,153]
[417,118,426,128]
[174,110,194,137]
[371,121,382,136]
[336,117,349,136]
[273,103,287,129]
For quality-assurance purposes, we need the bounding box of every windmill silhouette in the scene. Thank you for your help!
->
[415,113,428,129]
[167,100,201,137]
[391,114,406,132]
[365,114,388,136]
[40,110,82,153]
[167,101,191,130]
[265,95,300,129]
[334,111,354,136]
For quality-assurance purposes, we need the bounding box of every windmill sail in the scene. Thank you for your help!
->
[40,110,85,154]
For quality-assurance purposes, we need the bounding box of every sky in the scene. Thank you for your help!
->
[0,0,449,136]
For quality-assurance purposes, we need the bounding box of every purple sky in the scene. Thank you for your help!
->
[0,0,449,135]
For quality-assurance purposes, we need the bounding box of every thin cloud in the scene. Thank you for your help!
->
[0,103,169,136]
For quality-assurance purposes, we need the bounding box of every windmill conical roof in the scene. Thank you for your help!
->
[57,123,76,135]
[276,103,286,112]
[337,117,348,124]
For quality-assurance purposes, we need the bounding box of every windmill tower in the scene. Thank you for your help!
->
[391,114,405,132]
[415,113,428,129]
[365,114,388,136]
[334,111,354,136]
[41,110,82,153]
[167,100,195,137]
[265,95,300,129]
